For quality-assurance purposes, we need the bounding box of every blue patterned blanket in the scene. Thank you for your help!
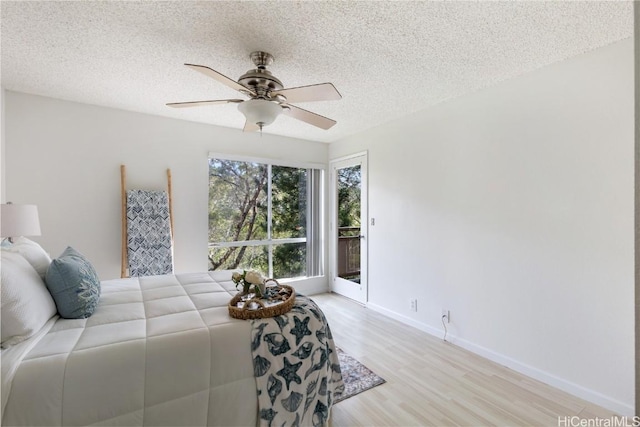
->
[126,189,173,277]
[251,295,344,427]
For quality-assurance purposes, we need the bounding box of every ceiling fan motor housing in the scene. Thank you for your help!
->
[238,51,284,98]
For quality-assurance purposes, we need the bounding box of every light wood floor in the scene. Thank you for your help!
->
[313,293,619,427]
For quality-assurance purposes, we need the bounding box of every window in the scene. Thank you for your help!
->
[207,155,323,280]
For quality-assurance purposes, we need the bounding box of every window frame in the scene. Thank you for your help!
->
[207,152,325,279]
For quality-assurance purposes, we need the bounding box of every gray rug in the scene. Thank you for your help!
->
[335,347,386,403]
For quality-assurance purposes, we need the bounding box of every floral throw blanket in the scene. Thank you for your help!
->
[252,295,344,427]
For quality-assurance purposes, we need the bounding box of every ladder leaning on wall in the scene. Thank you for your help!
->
[120,164,174,278]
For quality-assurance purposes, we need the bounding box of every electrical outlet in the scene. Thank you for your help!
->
[441,309,450,323]
[410,299,418,312]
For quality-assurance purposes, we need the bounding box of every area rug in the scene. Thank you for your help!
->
[335,347,386,403]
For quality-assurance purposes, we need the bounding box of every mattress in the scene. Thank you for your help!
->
[1,271,258,426]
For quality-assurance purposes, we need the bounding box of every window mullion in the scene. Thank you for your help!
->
[306,168,313,276]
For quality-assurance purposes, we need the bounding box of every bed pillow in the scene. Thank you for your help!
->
[1,251,58,348]
[3,237,52,279]
[45,247,101,319]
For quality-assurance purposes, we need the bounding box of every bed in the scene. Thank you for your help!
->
[1,240,343,427]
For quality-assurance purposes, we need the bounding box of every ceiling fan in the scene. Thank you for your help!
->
[167,51,341,132]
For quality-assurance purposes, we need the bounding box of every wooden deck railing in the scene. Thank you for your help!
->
[338,226,360,279]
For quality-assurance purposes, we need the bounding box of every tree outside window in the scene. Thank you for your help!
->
[208,157,319,280]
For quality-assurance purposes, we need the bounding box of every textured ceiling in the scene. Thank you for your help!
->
[0,1,633,143]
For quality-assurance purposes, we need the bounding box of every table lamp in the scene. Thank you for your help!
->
[1,203,41,243]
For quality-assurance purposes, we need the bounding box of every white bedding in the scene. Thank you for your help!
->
[1,271,258,426]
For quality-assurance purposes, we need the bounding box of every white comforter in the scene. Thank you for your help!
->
[2,271,258,427]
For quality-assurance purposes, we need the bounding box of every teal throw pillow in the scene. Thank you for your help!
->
[45,247,101,319]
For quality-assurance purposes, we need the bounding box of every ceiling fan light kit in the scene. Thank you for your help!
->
[237,99,282,131]
[167,51,341,132]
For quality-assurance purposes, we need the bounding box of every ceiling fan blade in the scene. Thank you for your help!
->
[272,83,341,103]
[282,104,337,130]
[184,63,256,97]
[243,120,260,132]
[166,99,243,108]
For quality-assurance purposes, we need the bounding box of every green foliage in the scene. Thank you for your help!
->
[208,159,360,280]
[272,243,306,279]
[208,159,268,271]
[338,166,361,228]
[271,166,307,277]
[272,166,307,239]
[208,160,308,278]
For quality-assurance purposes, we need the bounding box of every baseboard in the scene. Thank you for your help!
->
[366,302,445,338]
[365,302,634,417]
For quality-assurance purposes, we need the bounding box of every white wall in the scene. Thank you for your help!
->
[330,39,634,414]
[3,92,330,294]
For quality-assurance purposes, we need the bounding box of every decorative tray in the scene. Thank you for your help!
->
[228,281,296,320]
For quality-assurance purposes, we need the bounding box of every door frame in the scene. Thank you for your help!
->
[329,151,368,304]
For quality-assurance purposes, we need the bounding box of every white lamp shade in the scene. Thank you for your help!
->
[238,99,282,127]
[1,204,41,238]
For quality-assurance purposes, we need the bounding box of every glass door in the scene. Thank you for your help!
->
[330,153,367,304]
